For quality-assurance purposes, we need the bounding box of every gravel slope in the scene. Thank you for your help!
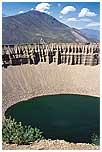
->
[2,63,100,115]
[2,63,100,150]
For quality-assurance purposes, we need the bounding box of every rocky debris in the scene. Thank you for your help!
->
[2,64,100,150]
[2,139,99,150]
[2,64,100,117]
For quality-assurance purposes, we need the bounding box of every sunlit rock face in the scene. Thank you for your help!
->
[2,63,100,116]
[2,43,100,67]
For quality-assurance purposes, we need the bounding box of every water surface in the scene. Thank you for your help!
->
[5,94,100,143]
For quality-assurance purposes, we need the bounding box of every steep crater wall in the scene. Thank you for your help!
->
[2,63,100,116]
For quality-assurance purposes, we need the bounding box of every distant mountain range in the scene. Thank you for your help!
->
[79,29,99,41]
[2,10,99,44]
[2,13,7,17]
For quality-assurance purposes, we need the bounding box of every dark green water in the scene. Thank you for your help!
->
[5,94,100,143]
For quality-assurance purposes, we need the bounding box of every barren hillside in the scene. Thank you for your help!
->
[2,63,100,115]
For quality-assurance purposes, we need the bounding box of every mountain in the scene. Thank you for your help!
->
[2,13,7,17]
[80,29,99,42]
[2,10,90,44]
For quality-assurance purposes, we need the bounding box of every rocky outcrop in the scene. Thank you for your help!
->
[2,43,100,68]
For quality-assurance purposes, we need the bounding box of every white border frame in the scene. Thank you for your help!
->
[0,1,101,152]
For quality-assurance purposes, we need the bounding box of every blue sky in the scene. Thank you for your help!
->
[2,2,100,30]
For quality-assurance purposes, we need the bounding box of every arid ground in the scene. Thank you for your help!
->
[2,63,100,150]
